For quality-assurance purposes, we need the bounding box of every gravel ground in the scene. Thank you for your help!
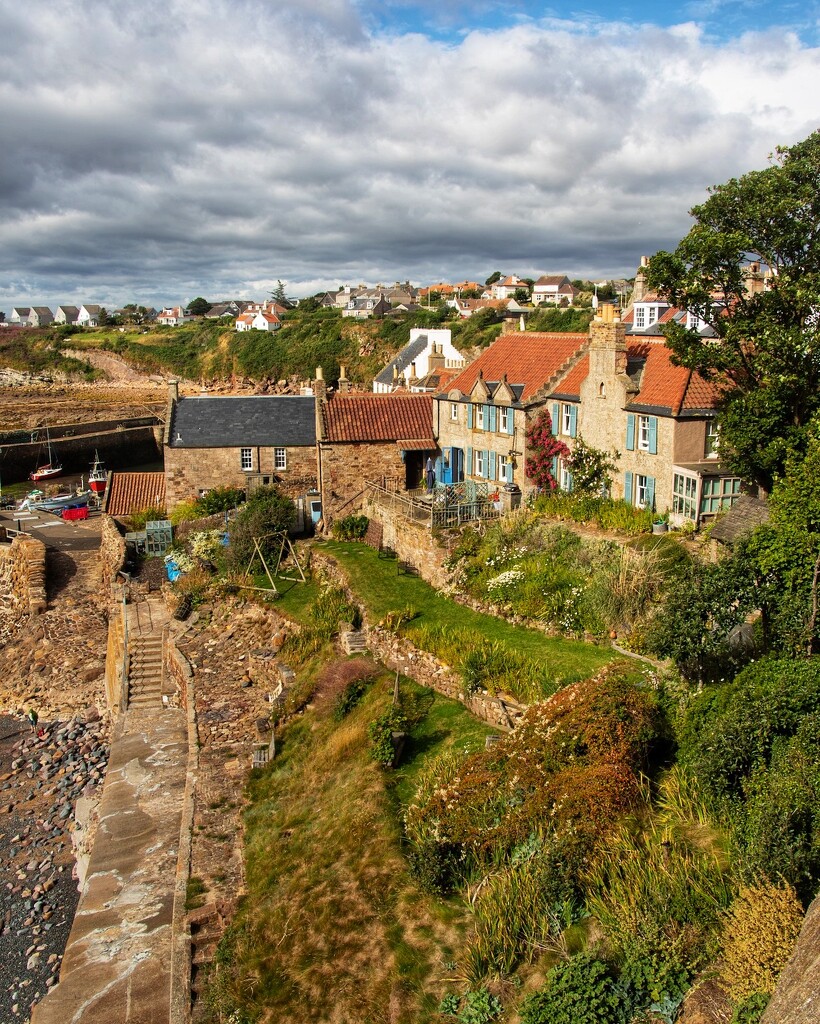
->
[0,713,109,1022]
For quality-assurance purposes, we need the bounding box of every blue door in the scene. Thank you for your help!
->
[439,447,463,483]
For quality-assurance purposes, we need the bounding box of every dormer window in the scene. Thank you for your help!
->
[635,306,645,329]
[450,402,459,421]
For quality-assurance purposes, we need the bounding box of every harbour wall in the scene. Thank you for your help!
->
[0,418,162,482]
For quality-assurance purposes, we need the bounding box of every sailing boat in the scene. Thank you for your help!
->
[29,426,63,482]
[88,450,107,494]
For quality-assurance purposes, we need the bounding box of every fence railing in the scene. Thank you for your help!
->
[366,479,501,529]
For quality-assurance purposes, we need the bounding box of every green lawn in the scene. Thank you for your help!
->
[318,539,616,690]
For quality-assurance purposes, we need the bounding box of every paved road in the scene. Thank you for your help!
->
[0,507,103,553]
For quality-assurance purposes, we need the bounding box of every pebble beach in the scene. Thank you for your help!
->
[0,711,109,1021]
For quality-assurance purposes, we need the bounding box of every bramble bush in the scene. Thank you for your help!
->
[331,514,369,541]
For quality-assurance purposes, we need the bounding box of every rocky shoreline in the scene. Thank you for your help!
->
[0,713,109,1022]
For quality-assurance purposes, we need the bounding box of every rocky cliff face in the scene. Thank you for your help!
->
[762,895,820,1024]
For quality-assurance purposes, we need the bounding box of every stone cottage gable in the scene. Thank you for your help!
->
[320,393,435,445]
[168,395,316,448]
[445,332,588,403]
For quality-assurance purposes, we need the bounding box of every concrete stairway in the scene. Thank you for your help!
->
[127,634,165,710]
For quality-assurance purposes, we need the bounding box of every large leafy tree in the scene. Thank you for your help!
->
[646,130,820,491]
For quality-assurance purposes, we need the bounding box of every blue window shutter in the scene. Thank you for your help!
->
[625,471,633,505]
[488,450,497,480]
[569,405,577,438]
[551,456,559,482]
[646,476,655,510]
[489,405,497,432]
[483,403,491,430]
[648,416,658,454]
[626,414,635,451]
[507,408,515,435]
[466,445,473,475]
[505,459,513,483]
[467,404,474,428]
[566,470,574,493]
[551,402,560,435]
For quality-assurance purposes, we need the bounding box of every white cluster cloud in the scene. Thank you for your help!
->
[0,0,817,308]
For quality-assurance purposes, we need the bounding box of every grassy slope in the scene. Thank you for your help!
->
[319,540,616,689]
[209,670,493,1024]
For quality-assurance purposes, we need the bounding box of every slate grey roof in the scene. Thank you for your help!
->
[374,335,428,386]
[168,396,316,448]
[709,494,770,546]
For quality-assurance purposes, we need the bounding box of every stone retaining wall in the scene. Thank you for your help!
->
[104,607,127,714]
[99,515,127,593]
[311,550,526,731]
[0,533,47,616]
[362,495,456,590]
[166,638,193,711]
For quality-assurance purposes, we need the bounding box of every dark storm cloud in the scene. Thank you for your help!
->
[0,0,816,309]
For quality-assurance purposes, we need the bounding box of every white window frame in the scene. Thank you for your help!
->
[560,461,572,491]
[635,474,650,509]
[673,473,698,520]
[274,447,287,471]
[498,454,510,483]
[647,306,658,326]
[499,406,509,433]
[638,415,651,451]
[240,448,253,471]
[634,306,646,329]
[450,402,459,421]
[561,404,573,435]
[474,449,485,478]
[705,420,720,458]
[476,405,485,430]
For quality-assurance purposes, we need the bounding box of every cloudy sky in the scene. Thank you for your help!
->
[0,0,817,311]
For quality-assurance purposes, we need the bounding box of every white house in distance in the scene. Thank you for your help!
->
[532,275,576,306]
[55,305,80,325]
[488,275,528,300]
[235,309,282,332]
[77,304,103,327]
[157,306,192,326]
[373,328,466,393]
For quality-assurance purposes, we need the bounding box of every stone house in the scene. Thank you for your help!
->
[433,305,741,525]
[547,304,739,525]
[163,385,317,508]
[316,383,436,523]
[433,330,588,495]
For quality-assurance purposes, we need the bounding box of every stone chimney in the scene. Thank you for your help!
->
[501,317,517,334]
[589,302,628,378]
[338,364,350,394]
[428,343,446,372]
[313,366,327,402]
[168,379,179,402]
[632,258,649,303]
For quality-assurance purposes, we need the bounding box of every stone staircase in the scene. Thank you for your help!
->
[127,633,165,710]
[341,629,368,655]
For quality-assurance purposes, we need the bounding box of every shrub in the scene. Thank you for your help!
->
[331,514,369,541]
[720,883,804,1006]
[367,706,408,766]
[519,953,626,1024]
[170,499,202,525]
[313,657,379,717]
[226,486,296,573]
[126,504,167,531]
[197,485,244,514]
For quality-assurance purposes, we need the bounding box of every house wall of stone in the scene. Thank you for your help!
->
[434,400,529,494]
[320,442,408,523]
[165,445,317,509]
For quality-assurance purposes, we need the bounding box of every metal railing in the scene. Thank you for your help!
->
[366,479,502,529]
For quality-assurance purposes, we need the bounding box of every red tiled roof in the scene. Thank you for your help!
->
[105,473,166,517]
[446,332,587,403]
[552,354,589,398]
[629,342,721,414]
[322,393,435,443]
[548,339,722,414]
